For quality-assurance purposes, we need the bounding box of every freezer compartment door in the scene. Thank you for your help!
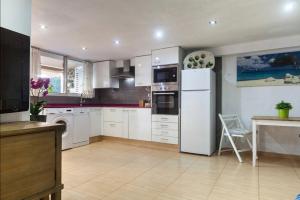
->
[180,90,212,155]
[181,69,211,91]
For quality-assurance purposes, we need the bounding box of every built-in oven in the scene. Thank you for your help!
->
[152,91,178,115]
[152,64,178,87]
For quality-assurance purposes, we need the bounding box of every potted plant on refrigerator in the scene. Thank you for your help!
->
[30,78,51,122]
[275,100,293,119]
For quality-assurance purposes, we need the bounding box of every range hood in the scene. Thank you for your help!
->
[111,60,134,79]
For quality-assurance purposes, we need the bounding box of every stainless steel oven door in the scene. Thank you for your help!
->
[152,91,178,115]
[152,65,178,86]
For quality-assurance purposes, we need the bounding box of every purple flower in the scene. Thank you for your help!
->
[43,90,48,97]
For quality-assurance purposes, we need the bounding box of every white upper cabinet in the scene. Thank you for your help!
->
[134,55,151,86]
[0,0,32,36]
[152,47,181,66]
[93,61,119,88]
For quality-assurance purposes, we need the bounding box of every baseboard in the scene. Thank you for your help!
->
[90,136,179,152]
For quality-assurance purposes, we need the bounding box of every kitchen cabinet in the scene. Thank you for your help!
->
[1,0,32,36]
[89,108,102,137]
[102,108,127,138]
[128,108,151,141]
[151,47,182,66]
[93,61,119,88]
[152,114,179,144]
[101,108,151,141]
[134,55,151,86]
[73,108,90,147]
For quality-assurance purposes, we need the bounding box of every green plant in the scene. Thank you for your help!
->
[275,101,293,110]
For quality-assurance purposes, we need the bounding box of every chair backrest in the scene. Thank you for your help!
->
[218,114,246,133]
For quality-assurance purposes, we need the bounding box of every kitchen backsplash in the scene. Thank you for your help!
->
[90,79,151,104]
[42,79,151,105]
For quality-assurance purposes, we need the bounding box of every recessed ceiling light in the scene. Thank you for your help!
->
[209,20,217,25]
[40,24,47,30]
[284,1,296,12]
[154,30,164,39]
[114,40,120,45]
[82,47,87,51]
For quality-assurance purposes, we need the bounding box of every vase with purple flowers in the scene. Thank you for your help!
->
[30,78,51,122]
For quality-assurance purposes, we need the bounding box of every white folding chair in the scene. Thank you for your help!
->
[218,114,252,163]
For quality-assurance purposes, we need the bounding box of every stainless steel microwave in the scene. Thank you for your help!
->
[152,64,178,87]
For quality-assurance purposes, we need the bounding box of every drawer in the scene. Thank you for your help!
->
[152,129,178,138]
[103,122,122,137]
[103,108,123,122]
[152,115,178,123]
[152,122,178,130]
[152,135,178,144]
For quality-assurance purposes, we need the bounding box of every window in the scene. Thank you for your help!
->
[40,52,64,93]
[32,48,92,96]
[67,59,85,94]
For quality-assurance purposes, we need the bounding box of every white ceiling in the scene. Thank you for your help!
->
[31,0,300,61]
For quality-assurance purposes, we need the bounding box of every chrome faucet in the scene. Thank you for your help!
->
[80,93,85,107]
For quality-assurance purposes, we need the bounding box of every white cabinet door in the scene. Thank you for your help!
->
[103,108,123,122]
[103,122,123,137]
[135,55,151,86]
[73,112,90,144]
[128,109,151,141]
[1,0,32,36]
[152,47,180,66]
[89,109,102,137]
[93,61,119,88]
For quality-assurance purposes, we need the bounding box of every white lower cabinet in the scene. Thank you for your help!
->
[73,108,90,147]
[103,122,123,137]
[102,108,126,138]
[101,107,151,141]
[89,108,102,137]
[152,114,179,144]
[128,108,151,141]
[151,135,178,144]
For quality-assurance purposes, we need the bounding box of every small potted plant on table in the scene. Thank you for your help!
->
[275,101,293,119]
[30,78,51,122]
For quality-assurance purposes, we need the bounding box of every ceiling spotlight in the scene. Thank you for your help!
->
[82,47,87,51]
[114,40,120,45]
[154,30,164,39]
[40,24,47,29]
[284,1,296,12]
[209,20,217,25]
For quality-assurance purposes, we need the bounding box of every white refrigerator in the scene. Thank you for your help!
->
[180,68,216,155]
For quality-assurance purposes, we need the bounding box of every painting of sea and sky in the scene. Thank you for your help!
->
[237,51,300,87]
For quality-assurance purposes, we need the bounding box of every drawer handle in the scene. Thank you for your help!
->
[161,125,169,128]
[161,138,169,141]
[161,118,168,120]
[161,131,168,134]
[110,124,116,127]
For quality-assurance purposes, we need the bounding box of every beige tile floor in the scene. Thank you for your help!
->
[62,141,300,200]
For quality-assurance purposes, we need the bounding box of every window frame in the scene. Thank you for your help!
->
[34,47,89,97]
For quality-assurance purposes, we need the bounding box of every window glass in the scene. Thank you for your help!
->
[40,52,64,93]
[67,59,85,94]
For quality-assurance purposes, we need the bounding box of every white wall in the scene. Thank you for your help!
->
[210,36,300,155]
[0,0,31,123]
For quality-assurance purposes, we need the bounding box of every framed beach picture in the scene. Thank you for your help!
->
[237,51,300,87]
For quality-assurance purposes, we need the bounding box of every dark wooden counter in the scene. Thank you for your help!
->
[0,121,64,200]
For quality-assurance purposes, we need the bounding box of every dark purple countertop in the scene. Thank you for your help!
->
[44,103,151,108]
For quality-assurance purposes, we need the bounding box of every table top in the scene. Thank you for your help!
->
[252,116,300,122]
[0,121,64,137]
